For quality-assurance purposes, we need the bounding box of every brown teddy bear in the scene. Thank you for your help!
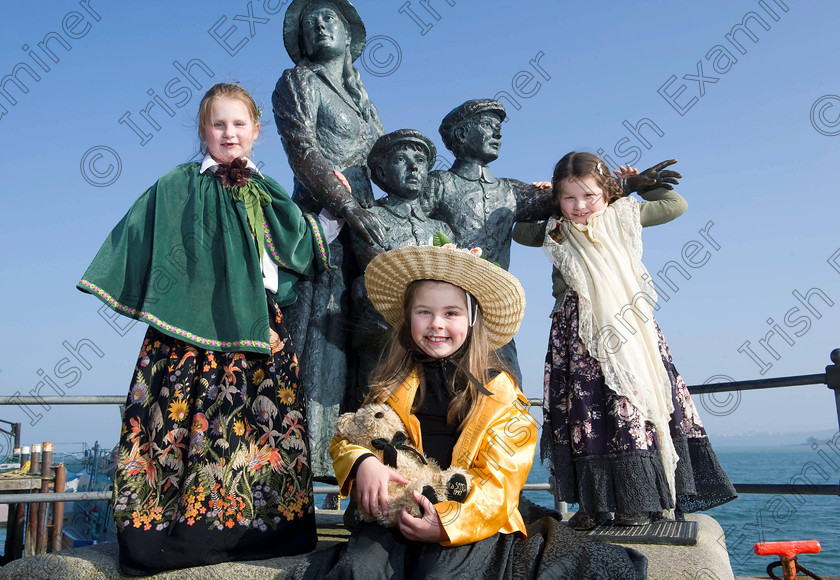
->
[335,403,471,527]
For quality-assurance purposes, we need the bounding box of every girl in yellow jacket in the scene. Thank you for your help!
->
[296,242,646,579]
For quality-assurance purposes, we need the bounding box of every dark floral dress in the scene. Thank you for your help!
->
[113,296,316,575]
[541,293,736,515]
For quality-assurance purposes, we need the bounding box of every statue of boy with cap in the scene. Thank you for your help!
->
[355,129,452,265]
[349,129,453,400]
[423,99,553,271]
[423,99,553,378]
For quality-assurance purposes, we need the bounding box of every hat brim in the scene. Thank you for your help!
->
[284,0,366,64]
[365,246,525,350]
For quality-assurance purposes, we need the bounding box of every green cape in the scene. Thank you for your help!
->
[78,163,331,355]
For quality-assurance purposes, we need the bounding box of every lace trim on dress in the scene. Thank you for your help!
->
[543,210,648,411]
[543,198,678,503]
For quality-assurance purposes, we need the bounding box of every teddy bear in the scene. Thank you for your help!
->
[334,403,471,527]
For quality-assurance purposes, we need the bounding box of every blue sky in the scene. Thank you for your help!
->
[1,0,839,454]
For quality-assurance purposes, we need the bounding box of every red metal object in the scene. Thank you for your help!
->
[754,541,822,580]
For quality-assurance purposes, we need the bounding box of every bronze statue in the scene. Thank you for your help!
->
[350,129,453,396]
[356,129,452,264]
[424,99,554,270]
[272,0,385,481]
[423,99,554,378]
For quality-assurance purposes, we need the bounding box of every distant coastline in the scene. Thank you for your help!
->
[707,428,839,447]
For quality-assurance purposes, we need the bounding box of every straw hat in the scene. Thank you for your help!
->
[283,0,367,64]
[365,245,525,350]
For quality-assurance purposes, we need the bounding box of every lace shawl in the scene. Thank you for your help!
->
[543,197,677,502]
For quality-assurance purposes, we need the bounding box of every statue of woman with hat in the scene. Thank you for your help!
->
[272,0,385,481]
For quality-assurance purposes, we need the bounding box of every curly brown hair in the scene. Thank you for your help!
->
[551,151,624,207]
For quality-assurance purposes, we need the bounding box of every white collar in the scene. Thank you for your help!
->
[199,154,261,176]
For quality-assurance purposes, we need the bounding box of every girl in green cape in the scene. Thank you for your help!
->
[78,83,332,575]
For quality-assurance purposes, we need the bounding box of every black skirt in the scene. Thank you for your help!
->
[113,294,316,575]
[541,293,737,514]
[293,517,647,580]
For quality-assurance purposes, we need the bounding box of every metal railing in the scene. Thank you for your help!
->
[687,348,840,498]
[1,348,838,505]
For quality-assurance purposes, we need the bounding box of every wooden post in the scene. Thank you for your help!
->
[29,443,40,475]
[1,443,31,562]
[51,463,66,552]
[24,444,41,557]
[8,503,26,563]
[36,442,53,554]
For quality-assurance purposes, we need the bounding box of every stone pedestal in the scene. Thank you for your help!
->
[614,514,734,580]
[0,512,741,580]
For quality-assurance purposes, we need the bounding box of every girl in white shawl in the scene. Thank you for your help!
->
[538,152,736,530]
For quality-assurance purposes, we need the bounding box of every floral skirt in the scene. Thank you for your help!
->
[113,295,316,575]
[541,293,736,515]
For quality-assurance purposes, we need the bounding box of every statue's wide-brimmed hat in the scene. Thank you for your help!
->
[365,245,525,350]
[284,0,366,64]
[439,99,507,152]
[368,129,437,191]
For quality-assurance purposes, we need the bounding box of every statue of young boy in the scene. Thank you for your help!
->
[349,129,453,400]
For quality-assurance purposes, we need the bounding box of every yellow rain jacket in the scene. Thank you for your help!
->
[330,369,538,546]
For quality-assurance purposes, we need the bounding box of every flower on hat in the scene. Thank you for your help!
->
[434,233,479,254]
[433,232,495,266]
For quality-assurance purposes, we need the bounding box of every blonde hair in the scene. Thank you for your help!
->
[365,280,514,429]
[197,83,260,155]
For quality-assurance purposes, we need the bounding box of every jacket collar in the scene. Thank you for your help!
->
[307,63,363,116]
[386,369,515,468]
[450,159,497,183]
[199,154,261,176]
[378,195,427,221]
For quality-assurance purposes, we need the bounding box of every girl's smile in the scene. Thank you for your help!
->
[410,281,470,359]
[559,175,607,225]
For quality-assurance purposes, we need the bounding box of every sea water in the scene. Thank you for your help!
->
[524,443,840,577]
